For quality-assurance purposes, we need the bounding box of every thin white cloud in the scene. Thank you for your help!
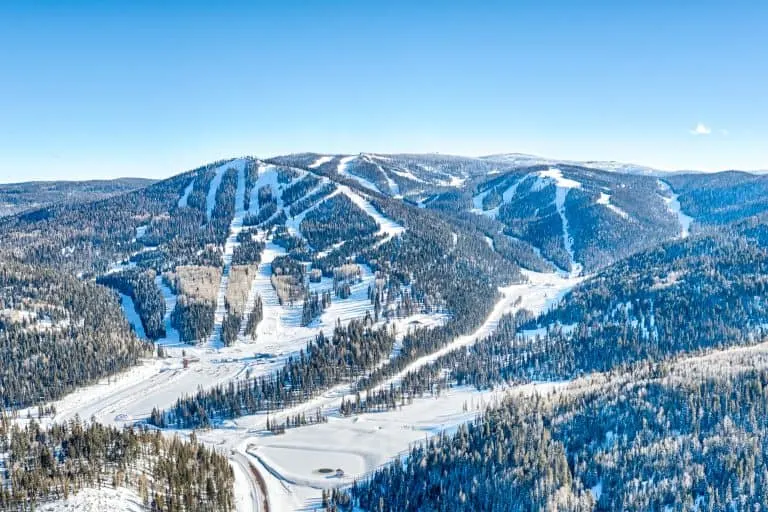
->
[719,129,729,136]
[690,123,711,135]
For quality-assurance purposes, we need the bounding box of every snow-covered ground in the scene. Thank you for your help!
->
[337,185,405,243]
[154,274,182,345]
[119,293,146,339]
[308,155,334,169]
[540,168,582,276]
[658,179,694,237]
[178,177,195,208]
[374,269,582,390]
[470,176,524,219]
[597,192,630,219]
[336,155,381,194]
[207,162,247,348]
[37,486,145,512]
[205,162,229,220]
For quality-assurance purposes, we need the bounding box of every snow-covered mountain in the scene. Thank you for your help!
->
[5,153,768,512]
[481,152,663,176]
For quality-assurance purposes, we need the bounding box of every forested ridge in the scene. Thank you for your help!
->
[329,360,768,512]
[0,416,234,511]
[0,262,150,408]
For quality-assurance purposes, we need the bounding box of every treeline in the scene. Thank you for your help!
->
[97,268,166,339]
[232,229,265,265]
[0,262,150,408]
[171,296,215,344]
[300,194,379,250]
[0,416,234,511]
[150,319,394,428]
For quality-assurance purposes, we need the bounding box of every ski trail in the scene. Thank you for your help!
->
[597,192,630,219]
[119,293,147,339]
[284,188,342,240]
[336,155,381,194]
[250,241,288,347]
[154,274,182,345]
[533,168,582,276]
[554,185,581,276]
[178,178,195,208]
[308,155,333,169]
[658,180,693,238]
[337,185,405,244]
[381,167,400,196]
[374,270,583,391]
[208,162,247,348]
[206,162,231,221]
[470,176,524,219]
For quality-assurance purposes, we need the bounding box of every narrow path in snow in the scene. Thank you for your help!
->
[470,176,524,218]
[231,452,266,512]
[597,192,630,219]
[554,186,581,276]
[119,294,147,339]
[535,168,582,276]
[178,178,195,208]
[336,155,381,194]
[308,155,333,169]
[206,162,231,220]
[373,269,583,390]
[155,274,181,345]
[284,187,341,239]
[208,162,247,348]
[337,185,405,244]
[658,179,693,237]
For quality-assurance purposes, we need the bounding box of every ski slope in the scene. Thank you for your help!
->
[178,178,194,208]
[538,168,583,276]
[207,162,247,348]
[597,192,630,219]
[337,185,405,243]
[336,155,381,193]
[658,179,694,237]
[308,155,334,169]
[119,293,147,340]
[374,269,582,390]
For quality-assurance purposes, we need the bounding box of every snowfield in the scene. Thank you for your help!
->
[37,487,145,512]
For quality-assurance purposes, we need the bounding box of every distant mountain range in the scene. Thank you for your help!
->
[0,177,156,217]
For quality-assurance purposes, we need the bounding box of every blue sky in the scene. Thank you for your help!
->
[0,0,766,181]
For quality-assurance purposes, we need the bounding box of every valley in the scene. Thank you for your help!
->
[3,153,768,511]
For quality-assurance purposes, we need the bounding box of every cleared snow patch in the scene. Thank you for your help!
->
[178,178,195,208]
[36,486,145,512]
[658,180,693,238]
[336,156,381,194]
[337,185,405,243]
[119,293,147,339]
[308,155,334,169]
[597,192,629,219]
